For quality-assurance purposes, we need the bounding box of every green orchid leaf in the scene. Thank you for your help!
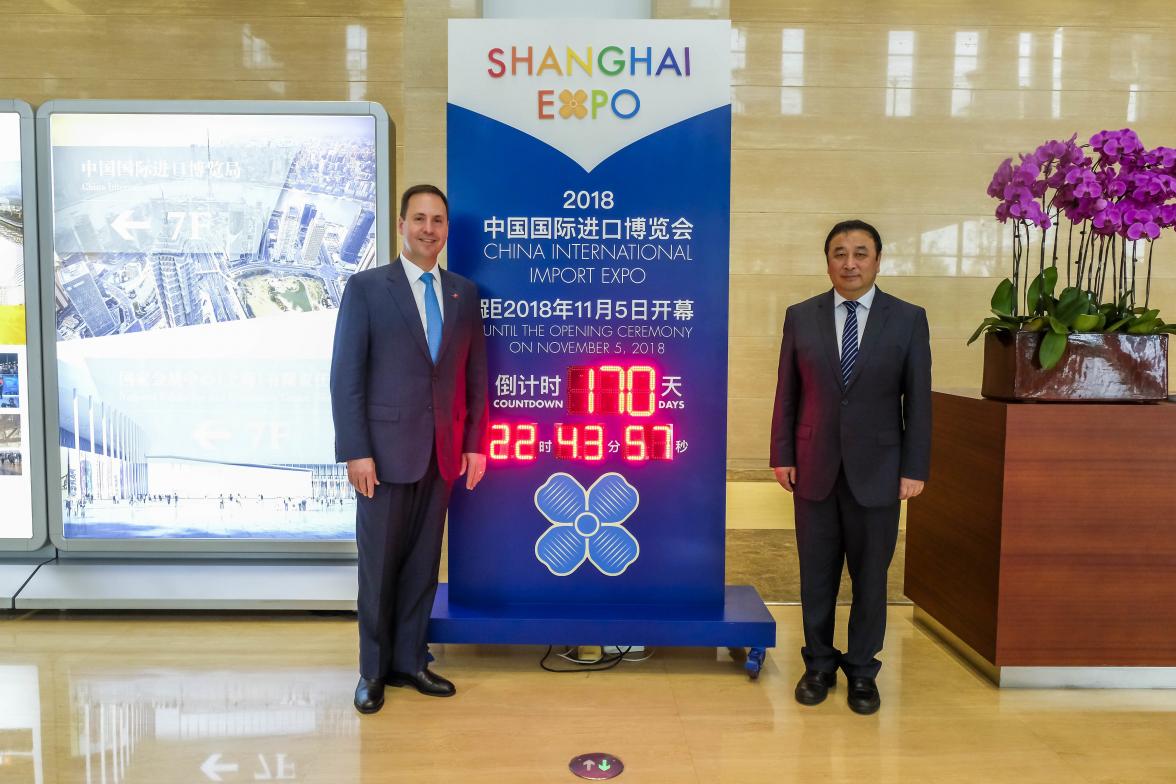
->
[1128,317,1159,335]
[1106,316,1132,332]
[1048,315,1069,334]
[1026,268,1057,313]
[1073,313,1101,331]
[1039,329,1068,370]
[990,278,1015,317]
[1054,288,1088,324]
[1023,316,1047,332]
[967,320,992,345]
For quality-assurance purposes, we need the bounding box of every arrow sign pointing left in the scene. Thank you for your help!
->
[201,753,239,782]
[111,210,152,241]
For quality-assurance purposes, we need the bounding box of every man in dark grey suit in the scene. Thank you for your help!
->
[770,219,931,715]
[330,184,489,714]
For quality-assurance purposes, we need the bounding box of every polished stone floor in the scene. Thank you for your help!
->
[726,530,908,604]
[2,605,1175,784]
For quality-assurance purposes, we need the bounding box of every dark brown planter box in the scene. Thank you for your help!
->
[981,331,1169,402]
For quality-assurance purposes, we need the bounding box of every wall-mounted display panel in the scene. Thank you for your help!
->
[38,101,390,553]
[1,100,47,552]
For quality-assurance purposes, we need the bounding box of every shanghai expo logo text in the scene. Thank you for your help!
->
[486,44,694,120]
[534,472,641,577]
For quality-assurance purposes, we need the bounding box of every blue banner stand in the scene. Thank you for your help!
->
[429,584,775,648]
[436,20,776,671]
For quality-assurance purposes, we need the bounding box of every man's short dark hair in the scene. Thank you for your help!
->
[399,184,448,218]
[824,219,882,256]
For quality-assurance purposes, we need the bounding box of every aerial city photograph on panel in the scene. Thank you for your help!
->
[50,112,378,541]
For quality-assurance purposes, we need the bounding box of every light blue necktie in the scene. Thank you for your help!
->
[841,300,859,386]
[420,271,442,363]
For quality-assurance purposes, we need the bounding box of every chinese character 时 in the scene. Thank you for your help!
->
[483,216,505,239]
[540,375,562,396]
[671,217,694,240]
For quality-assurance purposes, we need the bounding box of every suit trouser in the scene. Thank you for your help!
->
[356,450,452,678]
[793,466,900,679]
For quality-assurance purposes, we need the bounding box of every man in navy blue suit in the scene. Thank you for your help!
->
[330,184,489,714]
[770,220,931,715]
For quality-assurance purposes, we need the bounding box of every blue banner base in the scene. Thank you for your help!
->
[428,584,776,648]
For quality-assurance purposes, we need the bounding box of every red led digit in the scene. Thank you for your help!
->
[627,366,656,417]
[623,425,647,461]
[650,424,674,461]
[599,365,625,414]
[555,423,578,460]
[515,423,538,461]
[583,424,604,461]
[567,366,594,414]
[489,423,511,461]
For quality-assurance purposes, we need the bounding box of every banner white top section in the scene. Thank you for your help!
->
[448,19,731,172]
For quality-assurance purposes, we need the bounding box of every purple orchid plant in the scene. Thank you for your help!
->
[973,128,1176,369]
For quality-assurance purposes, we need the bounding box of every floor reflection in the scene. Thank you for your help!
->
[6,664,361,784]
[0,665,41,784]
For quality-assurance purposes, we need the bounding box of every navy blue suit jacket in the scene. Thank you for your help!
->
[770,288,931,508]
[330,259,489,484]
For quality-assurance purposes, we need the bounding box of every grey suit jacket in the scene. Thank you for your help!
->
[330,259,489,484]
[770,287,931,508]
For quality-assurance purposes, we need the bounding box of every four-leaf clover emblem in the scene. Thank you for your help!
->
[534,472,640,576]
[559,89,589,120]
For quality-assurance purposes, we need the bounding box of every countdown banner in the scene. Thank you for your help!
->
[446,19,733,615]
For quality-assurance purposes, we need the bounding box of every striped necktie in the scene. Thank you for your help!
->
[841,300,859,386]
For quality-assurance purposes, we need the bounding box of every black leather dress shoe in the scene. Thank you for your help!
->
[794,670,837,705]
[354,676,385,714]
[847,676,881,715]
[387,668,456,697]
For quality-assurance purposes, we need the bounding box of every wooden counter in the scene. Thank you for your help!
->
[904,391,1176,677]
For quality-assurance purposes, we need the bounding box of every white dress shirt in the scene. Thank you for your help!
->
[400,254,445,333]
[833,285,876,358]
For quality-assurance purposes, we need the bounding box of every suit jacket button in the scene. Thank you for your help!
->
[841,399,848,406]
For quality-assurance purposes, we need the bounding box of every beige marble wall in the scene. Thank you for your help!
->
[2,0,1173,474]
